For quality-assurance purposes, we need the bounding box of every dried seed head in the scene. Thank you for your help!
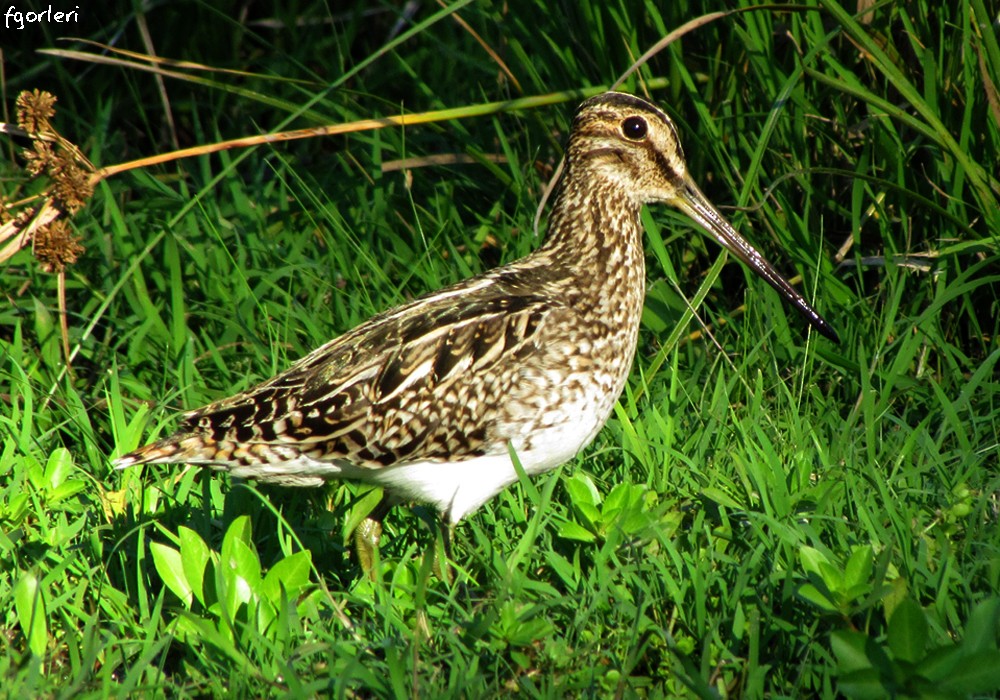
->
[22,140,56,176]
[34,219,83,272]
[50,155,94,213]
[15,89,57,134]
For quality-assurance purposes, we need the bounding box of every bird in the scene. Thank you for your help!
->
[114,91,838,571]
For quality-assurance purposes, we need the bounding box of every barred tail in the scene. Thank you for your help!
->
[112,433,218,469]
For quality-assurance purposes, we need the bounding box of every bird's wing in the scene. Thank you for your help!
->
[117,271,576,469]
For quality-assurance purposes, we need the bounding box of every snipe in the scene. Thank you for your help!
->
[115,92,837,570]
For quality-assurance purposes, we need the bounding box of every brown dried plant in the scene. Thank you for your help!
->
[2,90,94,265]
[2,89,96,371]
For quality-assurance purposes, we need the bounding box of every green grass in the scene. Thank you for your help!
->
[2,0,999,697]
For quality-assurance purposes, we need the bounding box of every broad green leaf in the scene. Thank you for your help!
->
[261,551,313,604]
[887,597,928,663]
[221,515,253,554]
[256,597,279,635]
[179,527,211,607]
[13,572,47,658]
[798,583,838,612]
[602,482,633,516]
[844,584,873,604]
[150,541,194,608]
[961,598,1000,654]
[831,630,874,673]
[919,644,962,682]
[219,536,261,620]
[557,520,596,543]
[940,650,1000,694]
[572,502,602,532]
[816,561,844,594]
[43,448,74,491]
[862,631,897,678]
[564,473,601,509]
[2,493,29,523]
[844,546,873,591]
[798,546,846,597]
[799,546,833,579]
[223,534,261,589]
[25,456,45,492]
[49,479,87,504]
[882,577,910,622]
[619,507,652,536]
[835,668,888,700]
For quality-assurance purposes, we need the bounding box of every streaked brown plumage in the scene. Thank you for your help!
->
[115,92,837,566]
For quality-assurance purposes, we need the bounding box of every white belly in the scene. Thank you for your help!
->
[227,399,608,523]
[374,408,606,523]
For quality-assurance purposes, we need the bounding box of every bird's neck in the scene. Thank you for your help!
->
[537,172,647,286]
[508,171,649,355]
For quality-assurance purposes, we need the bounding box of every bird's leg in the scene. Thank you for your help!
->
[431,516,455,583]
[353,495,394,578]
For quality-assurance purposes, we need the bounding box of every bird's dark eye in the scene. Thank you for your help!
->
[622,116,648,141]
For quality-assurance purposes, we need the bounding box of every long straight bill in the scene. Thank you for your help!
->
[675,179,840,343]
